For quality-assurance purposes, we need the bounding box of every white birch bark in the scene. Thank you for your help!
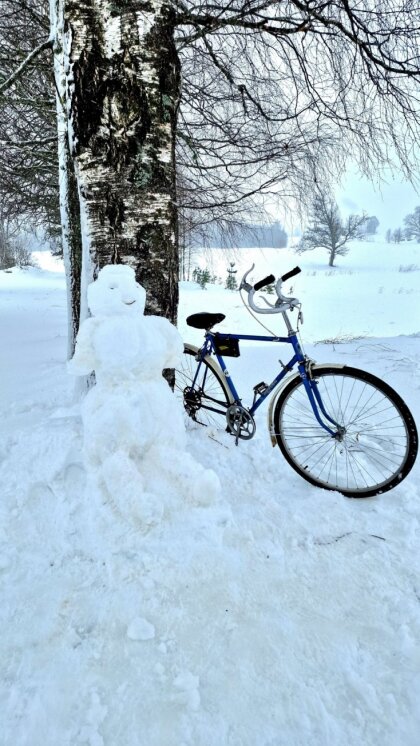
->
[50,0,83,357]
[62,0,180,323]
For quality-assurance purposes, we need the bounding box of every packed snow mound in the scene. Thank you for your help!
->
[69,265,220,525]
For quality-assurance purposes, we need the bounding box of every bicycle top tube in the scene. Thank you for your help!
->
[211,332,293,343]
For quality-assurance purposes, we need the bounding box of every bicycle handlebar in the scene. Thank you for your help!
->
[253,274,275,291]
[240,264,301,314]
[281,266,301,283]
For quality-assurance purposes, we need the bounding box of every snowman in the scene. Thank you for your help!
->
[69,264,219,526]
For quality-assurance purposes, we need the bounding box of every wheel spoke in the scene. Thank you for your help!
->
[176,350,230,428]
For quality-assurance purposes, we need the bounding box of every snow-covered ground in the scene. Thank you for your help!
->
[1,240,420,745]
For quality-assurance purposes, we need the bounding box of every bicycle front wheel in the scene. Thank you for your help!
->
[273,365,418,497]
[175,345,232,428]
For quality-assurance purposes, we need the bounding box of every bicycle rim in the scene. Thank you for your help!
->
[274,366,418,497]
[175,347,231,428]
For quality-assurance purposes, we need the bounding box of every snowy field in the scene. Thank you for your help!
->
[1,240,420,745]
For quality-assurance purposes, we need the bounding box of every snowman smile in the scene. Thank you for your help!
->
[124,300,136,305]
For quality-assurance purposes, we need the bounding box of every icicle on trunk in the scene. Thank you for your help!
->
[63,0,180,324]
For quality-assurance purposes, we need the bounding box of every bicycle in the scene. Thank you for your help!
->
[176,265,418,498]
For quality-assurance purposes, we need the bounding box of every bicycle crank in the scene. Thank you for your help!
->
[226,404,256,445]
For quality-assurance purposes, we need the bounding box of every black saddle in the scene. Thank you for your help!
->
[186,312,225,330]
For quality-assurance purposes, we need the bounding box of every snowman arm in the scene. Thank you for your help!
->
[67,318,97,376]
[153,317,184,367]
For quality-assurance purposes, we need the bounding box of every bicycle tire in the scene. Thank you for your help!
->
[175,345,232,427]
[273,365,418,497]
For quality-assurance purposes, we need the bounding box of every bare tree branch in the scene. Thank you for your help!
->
[0,37,52,96]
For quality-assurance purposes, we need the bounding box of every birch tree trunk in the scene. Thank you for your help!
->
[63,0,180,324]
[51,0,83,357]
[60,136,83,354]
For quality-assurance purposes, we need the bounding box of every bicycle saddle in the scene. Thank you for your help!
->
[186,312,226,329]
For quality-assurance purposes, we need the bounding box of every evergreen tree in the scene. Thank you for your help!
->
[192,266,211,289]
[200,268,211,288]
[226,262,238,291]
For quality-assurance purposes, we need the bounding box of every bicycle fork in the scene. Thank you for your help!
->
[300,369,344,438]
[268,359,345,446]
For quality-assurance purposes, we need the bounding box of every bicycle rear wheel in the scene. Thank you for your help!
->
[273,365,418,497]
[175,345,232,427]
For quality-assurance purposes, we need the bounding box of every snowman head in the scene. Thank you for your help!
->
[88,265,146,317]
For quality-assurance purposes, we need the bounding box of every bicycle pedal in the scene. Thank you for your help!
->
[253,381,268,395]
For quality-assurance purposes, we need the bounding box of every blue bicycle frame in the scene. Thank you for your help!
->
[193,331,341,437]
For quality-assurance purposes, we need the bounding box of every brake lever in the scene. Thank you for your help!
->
[240,263,255,292]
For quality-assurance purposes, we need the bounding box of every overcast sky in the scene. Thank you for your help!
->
[337,169,419,232]
[275,169,419,237]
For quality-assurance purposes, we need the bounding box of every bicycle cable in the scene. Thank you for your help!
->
[296,304,308,356]
[240,286,307,353]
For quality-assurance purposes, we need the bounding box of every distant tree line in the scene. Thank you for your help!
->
[188,221,288,250]
[180,220,288,280]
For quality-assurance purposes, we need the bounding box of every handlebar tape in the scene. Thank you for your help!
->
[281,266,301,283]
[253,274,275,291]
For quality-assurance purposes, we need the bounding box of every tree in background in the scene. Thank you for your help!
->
[192,266,212,288]
[0,0,83,350]
[0,208,33,269]
[385,229,392,244]
[0,1,58,236]
[393,228,403,243]
[297,192,366,267]
[0,214,14,270]
[404,207,420,242]
[363,216,380,236]
[226,262,238,291]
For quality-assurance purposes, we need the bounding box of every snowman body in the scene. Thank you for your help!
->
[69,265,185,463]
[69,265,218,524]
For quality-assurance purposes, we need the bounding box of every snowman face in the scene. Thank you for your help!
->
[88,265,146,317]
